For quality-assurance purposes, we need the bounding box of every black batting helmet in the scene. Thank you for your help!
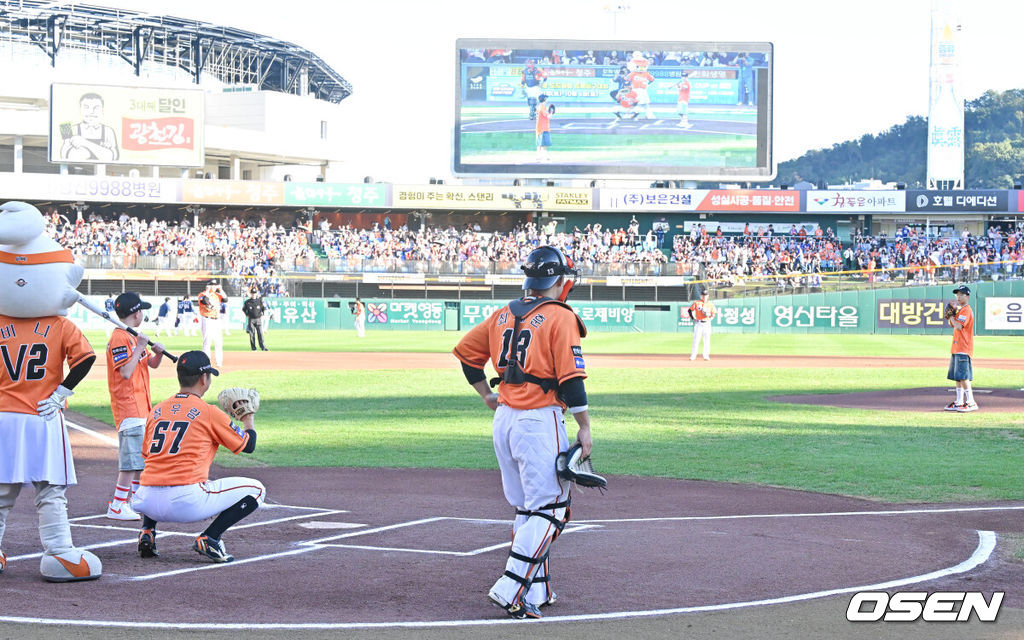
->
[521,245,577,291]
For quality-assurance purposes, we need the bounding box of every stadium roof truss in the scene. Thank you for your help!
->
[0,1,352,103]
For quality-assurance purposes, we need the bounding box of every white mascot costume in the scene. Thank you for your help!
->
[0,201,102,582]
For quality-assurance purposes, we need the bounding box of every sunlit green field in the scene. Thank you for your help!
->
[70,331,1024,503]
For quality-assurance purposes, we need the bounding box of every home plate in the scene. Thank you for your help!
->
[298,521,367,530]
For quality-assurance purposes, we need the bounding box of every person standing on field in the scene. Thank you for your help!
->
[945,284,978,412]
[353,297,365,338]
[688,288,716,361]
[105,292,166,520]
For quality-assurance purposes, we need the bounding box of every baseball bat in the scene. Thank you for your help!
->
[76,295,179,363]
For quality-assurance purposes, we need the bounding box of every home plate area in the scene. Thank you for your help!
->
[2,466,1019,627]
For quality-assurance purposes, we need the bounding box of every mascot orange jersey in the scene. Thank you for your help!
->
[0,315,94,415]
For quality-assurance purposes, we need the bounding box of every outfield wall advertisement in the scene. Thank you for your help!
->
[50,83,204,167]
[70,281,1024,336]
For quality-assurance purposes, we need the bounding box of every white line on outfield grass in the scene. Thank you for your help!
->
[0,531,996,629]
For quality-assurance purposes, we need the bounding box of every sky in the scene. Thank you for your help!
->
[85,0,1024,182]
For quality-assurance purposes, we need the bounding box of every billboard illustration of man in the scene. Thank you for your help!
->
[59,92,120,162]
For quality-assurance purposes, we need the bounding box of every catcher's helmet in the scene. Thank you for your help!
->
[521,245,577,291]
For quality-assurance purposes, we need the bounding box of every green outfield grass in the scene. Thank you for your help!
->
[69,330,1024,503]
[82,329,1024,360]
[460,131,754,166]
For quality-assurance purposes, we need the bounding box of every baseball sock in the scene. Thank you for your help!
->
[203,496,259,540]
[112,484,130,504]
[130,479,140,498]
[956,388,964,404]
[966,389,974,404]
[142,515,157,530]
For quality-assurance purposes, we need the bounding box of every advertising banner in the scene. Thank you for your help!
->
[50,83,204,166]
[393,185,592,211]
[772,304,860,329]
[363,301,444,327]
[460,301,638,331]
[678,303,758,328]
[599,188,704,211]
[182,180,285,205]
[876,299,949,328]
[285,183,388,208]
[0,173,179,203]
[984,297,1024,330]
[696,190,800,212]
[906,190,1007,212]
[264,299,325,330]
[806,191,905,212]
[362,273,426,285]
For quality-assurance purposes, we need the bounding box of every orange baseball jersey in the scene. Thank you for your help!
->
[0,315,93,415]
[105,327,151,427]
[355,301,365,315]
[198,288,224,319]
[688,299,716,321]
[951,303,974,357]
[677,79,691,101]
[453,298,587,410]
[629,71,654,90]
[141,393,249,486]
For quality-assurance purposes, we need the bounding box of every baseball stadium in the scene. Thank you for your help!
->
[0,3,1022,640]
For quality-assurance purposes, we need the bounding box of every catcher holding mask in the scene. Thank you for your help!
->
[131,350,266,563]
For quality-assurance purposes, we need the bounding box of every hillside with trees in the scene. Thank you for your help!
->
[775,89,1024,188]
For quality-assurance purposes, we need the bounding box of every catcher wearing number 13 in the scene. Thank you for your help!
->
[454,245,605,621]
[131,351,266,563]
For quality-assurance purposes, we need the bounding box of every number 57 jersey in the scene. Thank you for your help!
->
[141,393,250,486]
[453,298,587,411]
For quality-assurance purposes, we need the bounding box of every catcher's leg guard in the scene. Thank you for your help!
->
[496,497,571,604]
[527,97,538,119]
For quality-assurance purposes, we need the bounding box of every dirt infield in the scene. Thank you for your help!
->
[775,387,1024,413]
[0,419,1021,638]
[2,351,1022,638]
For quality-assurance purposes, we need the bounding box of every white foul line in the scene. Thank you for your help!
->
[65,419,119,446]
[573,504,1024,524]
[0,530,998,629]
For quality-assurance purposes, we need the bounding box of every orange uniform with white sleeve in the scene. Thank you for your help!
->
[688,299,716,322]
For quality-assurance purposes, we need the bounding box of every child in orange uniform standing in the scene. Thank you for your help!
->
[105,292,165,520]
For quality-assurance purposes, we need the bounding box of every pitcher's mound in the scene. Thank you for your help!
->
[772,387,1024,413]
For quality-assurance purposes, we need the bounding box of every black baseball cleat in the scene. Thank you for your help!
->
[192,535,234,563]
[138,529,158,558]
[488,592,541,620]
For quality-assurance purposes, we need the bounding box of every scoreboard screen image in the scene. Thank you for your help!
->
[454,38,773,180]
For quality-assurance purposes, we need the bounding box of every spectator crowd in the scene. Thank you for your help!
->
[43,210,1024,291]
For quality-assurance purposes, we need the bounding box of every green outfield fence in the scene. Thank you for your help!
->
[215,280,1024,336]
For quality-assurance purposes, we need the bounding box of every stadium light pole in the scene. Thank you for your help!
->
[604,3,632,37]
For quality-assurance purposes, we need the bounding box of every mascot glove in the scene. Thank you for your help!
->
[38,385,73,420]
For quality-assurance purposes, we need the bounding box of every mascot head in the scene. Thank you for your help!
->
[628,53,649,73]
[0,201,83,318]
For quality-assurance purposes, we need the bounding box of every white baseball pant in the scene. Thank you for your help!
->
[201,316,224,366]
[490,404,571,607]
[691,320,711,359]
[131,477,266,523]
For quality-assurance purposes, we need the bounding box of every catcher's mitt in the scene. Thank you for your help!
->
[556,443,607,491]
[217,387,260,420]
[943,301,958,320]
